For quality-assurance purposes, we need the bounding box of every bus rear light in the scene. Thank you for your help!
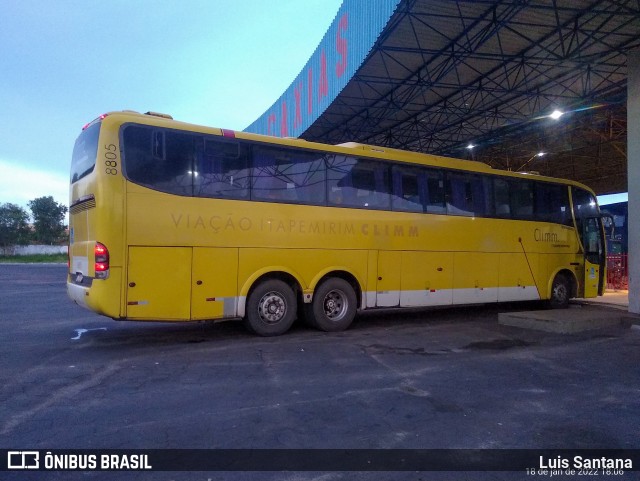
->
[82,113,108,130]
[95,242,109,279]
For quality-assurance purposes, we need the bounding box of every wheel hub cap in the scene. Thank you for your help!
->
[259,293,286,323]
[324,290,347,321]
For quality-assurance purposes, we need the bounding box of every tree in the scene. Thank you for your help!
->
[28,196,68,245]
[0,203,31,249]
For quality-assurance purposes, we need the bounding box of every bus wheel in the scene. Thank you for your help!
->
[549,273,570,309]
[245,279,296,336]
[307,278,357,332]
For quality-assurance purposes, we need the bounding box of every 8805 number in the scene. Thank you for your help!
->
[104,144,118,175]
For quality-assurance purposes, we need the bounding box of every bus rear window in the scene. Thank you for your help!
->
[71,122,100,183]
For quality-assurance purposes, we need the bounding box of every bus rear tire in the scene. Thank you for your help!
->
[549,273,570,309]
[306,278,357,332]
[245,279,296,336]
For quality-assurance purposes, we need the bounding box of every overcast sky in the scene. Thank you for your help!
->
[0,0,343,210]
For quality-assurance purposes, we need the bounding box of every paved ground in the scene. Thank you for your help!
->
[580,289,630,309]
[1,264,639,481]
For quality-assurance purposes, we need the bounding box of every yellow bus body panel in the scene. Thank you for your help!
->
[400,251,454,306]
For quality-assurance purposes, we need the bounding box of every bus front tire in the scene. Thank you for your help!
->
[245,279,297,336]
[549,273,570,309]
[306,278,357,332]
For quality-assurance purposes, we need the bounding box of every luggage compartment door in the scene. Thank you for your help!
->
[127,247,192,320]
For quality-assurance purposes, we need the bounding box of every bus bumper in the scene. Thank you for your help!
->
[67,282,90,310]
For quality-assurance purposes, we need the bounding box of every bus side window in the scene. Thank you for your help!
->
[123,126,194,196]
[510,181,534,220]
[494,178,511,218]
[124,126,198,195]
[447,173,486,217]
[251,147,326,205]
[196,139,249,199]
[123,125,154,185]
[536,182,571,225]
[328,156,390,209]
[161,131,197,196]
[447,173,471,216]
[327,155,353,206]
[391,165,423,213]
[425,169,446,214]
[482,176,495,216]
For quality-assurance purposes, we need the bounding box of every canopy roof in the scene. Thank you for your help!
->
[248,0,640,194]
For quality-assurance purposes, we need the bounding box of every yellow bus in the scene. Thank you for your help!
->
[68,111,606,336]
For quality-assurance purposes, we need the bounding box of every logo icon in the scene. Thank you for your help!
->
[7,451,39,469]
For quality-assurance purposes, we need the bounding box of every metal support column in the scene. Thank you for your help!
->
[628,46,640,314]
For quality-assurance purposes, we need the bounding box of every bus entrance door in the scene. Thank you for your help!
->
[581,217,606,297]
